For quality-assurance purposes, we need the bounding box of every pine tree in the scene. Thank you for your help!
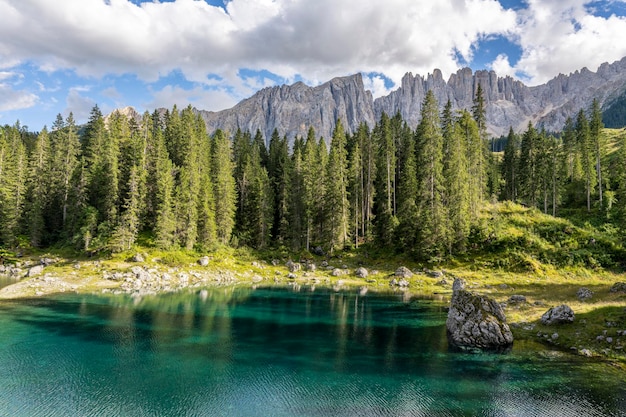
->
[415,90,447,258]
[458,111,483,220]
[518,122,539,207]
[211,129,236,245]
[26,128,51,247]
[324,119,350,252]
[374,113,397,245]
[576,109,595,211]
[51,113,81,234]
[443,108,470,253]
[0,124,27,246]
[394,127,419,252]
[590,99,606,207]
[268,129,291,243]
[301,127,321,250]
[501,127,519,201]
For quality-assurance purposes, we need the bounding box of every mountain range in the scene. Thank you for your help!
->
[122,57,626,142]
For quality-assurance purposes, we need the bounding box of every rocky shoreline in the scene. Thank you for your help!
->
[1,254,625,365]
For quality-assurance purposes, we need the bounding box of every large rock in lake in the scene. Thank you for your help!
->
[446,278,514,350]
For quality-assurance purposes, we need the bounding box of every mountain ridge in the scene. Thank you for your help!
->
[115,57,626,141]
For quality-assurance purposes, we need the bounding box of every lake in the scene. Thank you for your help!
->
[0,286,624,416]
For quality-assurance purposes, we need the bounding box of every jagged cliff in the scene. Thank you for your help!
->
[197,74,376,143]
[116,57,626,141]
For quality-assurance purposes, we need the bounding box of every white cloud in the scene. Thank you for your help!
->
[64,88,96,122]
[511,0,626,84]
[489,54,517,78]
[363,74,393,99]
[0,0,625,115]
[0,83,38,111]
[0,0,517,105]
[145,84,239,112]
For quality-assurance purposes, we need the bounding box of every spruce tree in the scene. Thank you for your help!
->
[374,113,397,245]
[26,128,51,247]
[444,110,470,253]
[324,119,350,252]
[576,109,595,211]
[415,90,447,258]
[211,129,236,245]
[501,127,519,201]
[589,99,606,207]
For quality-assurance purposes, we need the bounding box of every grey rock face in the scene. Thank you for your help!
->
[198,256,210,267]
[199,74,376,145]
[541,305,575,325]
[187,56,626,144]
[446,278,514,350]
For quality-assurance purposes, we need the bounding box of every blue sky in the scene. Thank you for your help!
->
[1,0,626,131]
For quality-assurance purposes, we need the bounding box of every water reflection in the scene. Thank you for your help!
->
[0,287,624,416]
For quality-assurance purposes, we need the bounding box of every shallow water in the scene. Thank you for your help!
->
[0,287,624,416]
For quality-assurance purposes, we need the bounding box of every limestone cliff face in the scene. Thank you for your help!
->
[113,57,626,141]
[375,57,626,137]
[197,74,375,144]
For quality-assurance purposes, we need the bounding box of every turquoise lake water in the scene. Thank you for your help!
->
[0,286,624,416]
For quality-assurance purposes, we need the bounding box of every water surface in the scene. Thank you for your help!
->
[0,287,624,416]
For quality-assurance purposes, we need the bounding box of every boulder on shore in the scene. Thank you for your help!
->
[541,305,574,325]
[446,278,514,350]
[355,267,368,278]
[395,266,413,278]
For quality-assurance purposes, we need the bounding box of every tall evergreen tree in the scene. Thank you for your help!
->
[374,113,397,245]
[589,98,606,207]
[25,128,51,247]
[415,90,448,258]
[211,129,236,245]
[443,109,470,253]
[501,127,519,201]
[576,109,595,211]
[518,122,539,207]
[324,119,350,252]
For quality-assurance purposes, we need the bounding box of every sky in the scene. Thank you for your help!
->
[2,0,626,131]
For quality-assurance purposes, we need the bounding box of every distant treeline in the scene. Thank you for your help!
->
[0,86,623,259]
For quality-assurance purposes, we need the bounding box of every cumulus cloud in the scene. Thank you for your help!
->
[0,83,38,111]
[145,84,239,112]
[0,0,516,101]
[64,87,96,121]
[510,0,626,84]
[0,0,625,114]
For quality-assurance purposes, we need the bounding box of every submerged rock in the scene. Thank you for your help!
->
[541,305,575,325]
[446,278,514,350]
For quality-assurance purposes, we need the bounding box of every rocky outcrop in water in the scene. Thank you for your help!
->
[446,278,514,350]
